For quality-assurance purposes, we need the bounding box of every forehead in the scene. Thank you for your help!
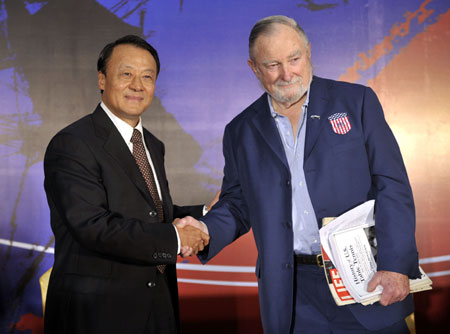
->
[253,24,308,61]
[107,44,156,70]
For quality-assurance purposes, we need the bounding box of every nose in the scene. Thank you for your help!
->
[129,75,143,91]
[280,64,294,82]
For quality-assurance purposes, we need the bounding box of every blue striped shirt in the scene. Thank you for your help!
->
[268,93,321,255]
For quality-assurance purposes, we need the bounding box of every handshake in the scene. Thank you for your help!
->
[173,190,219,257]
[173,217,209,257]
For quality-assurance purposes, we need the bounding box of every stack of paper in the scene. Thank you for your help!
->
[319,200,432,306]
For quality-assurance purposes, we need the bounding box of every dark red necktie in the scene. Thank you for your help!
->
[131,128,166,273]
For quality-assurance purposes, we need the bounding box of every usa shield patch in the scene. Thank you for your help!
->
[328,113,351,135]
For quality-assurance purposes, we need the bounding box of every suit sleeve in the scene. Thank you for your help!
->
[173,205,204,220]
[198,124,251,262]
[363,87,421,278]
[44,132,178,266]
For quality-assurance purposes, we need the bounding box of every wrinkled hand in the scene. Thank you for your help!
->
[367,270,409,306]
[206,190,221,212]
[174,216,209,257]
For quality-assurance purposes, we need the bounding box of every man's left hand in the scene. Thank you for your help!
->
[367,270,410,306]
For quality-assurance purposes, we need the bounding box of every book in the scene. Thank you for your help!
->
[319,200,432,306]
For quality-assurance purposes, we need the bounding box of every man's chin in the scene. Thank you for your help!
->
[273,92,305,105]
[272,86,306,102]
[125,102,150,114]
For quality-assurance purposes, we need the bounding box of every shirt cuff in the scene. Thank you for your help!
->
[198,220,209,235]
[202,205,208,216]
[173,224,181,254]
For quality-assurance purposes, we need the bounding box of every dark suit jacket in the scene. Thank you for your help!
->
[43,105,203,334]
[200,76,421,333]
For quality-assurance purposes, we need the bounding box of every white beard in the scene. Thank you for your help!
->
[271,72,312,105]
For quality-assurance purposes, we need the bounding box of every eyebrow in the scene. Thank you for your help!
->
[261,59,278,66]
[288,49,302,59]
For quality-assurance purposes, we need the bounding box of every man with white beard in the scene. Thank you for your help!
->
[178,15,420,333]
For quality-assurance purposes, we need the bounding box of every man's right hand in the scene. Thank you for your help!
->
[174,221,209,256]
[174,216,209,257]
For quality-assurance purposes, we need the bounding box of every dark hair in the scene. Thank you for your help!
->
[97,35,160,76]
[249,15,309,60]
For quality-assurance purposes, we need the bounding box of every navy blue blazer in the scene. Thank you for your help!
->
[200,76,421,332]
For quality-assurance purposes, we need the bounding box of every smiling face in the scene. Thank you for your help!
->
[98,44,157,127]
[248,23,313,107]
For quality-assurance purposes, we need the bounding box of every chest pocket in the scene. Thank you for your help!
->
[332,137,365,156]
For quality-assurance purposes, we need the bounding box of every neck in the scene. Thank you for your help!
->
[271,93,307,141]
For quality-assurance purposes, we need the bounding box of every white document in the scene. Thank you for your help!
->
[330,225,382,302]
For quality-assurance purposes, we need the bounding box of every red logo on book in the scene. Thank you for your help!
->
[330,269,354,301]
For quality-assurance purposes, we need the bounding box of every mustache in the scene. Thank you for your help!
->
[275,77,302,87]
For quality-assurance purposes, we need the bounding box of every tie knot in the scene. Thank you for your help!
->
[131,129,142,144]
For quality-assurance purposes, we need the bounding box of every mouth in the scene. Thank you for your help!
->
[125,96,144,102]
[276,78,301,88]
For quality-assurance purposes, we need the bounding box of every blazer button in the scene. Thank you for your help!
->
[147,281,156,288]
[149,211,157,217]
[286,180,291,186]
[285,221,292,229]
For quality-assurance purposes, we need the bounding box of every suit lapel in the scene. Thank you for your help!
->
[92,106,154,206]
[250,94,290,170]
[304,77,331,161]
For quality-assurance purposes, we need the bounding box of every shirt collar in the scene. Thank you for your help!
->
[268,88,311,118]
[101,102,144,144]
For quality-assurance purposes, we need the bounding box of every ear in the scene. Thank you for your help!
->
[98,71,106,91]
[306,42,311,60]
[247,58,259,77]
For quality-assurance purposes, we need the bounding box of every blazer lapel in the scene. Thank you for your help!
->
[304,77,331,161]
[250,94,289,170]
[92,106,154,206]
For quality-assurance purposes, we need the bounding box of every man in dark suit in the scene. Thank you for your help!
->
[178,16,421,333]
[43,35,210,334]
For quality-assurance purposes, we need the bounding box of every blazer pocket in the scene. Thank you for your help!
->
[62,273,108,295]
[76,253,112,278]
[332,137,365,155]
